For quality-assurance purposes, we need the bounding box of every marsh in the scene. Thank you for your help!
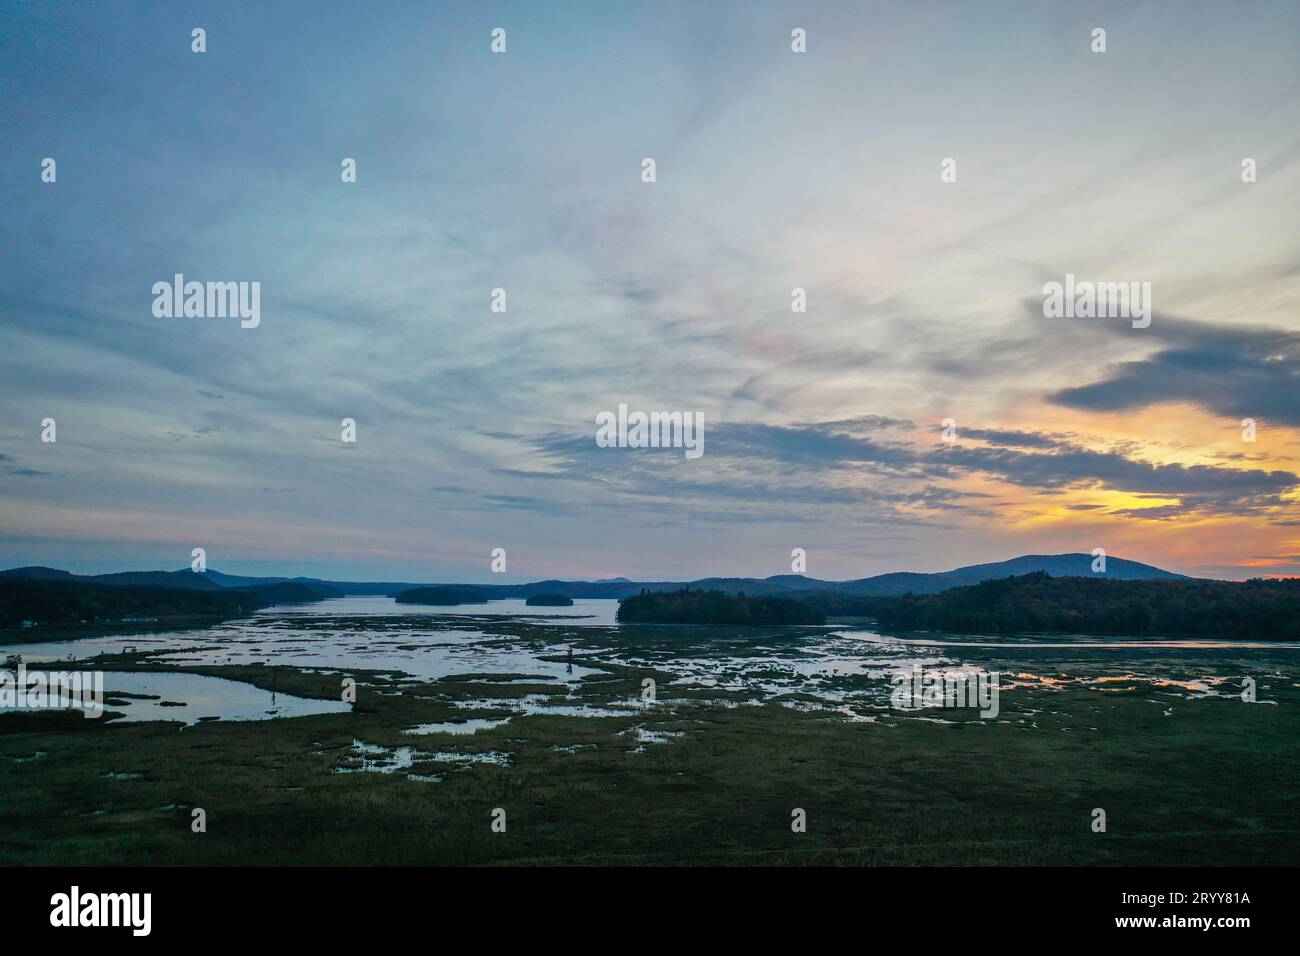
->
[1,597,1295,866]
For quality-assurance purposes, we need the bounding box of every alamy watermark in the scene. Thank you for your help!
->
[0,660,103,718]
[152,274,260,329]
[891,665,1000,718]
[1042,273,1150,329]
[596,403,704,459]
[50,886,151,936]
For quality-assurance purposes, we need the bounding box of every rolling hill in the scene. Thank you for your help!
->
[0,553,1197,605]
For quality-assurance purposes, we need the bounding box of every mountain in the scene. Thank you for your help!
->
[187,568,292,588]
[0,566,75,581]
[0,553,1198,604]
[184,570,341,597]
[190,572,427,596]
[0,566,340,607]
[231,582,341,604]
[88,570,225,590]
[833,553,1191,597]
[416,554,1191,599]
[0,567,223,590]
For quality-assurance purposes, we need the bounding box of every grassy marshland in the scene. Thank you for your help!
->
[1,622,1296,866]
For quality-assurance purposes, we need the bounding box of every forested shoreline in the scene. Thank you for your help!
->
[844,572,1300,639]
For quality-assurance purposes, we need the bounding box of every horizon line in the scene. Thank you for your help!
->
[0,550,1225,585]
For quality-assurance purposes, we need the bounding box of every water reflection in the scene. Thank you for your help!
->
[4,597,1296,728]
[0,671,350,724]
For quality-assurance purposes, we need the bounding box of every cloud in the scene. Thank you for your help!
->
[1049,314,1300,426]
[962,428,1065,449]
[0,451,52,478]
[3,2,1299,579]
[522,415,1299,524]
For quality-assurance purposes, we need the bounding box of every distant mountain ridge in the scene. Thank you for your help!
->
[0,566,225,590]
[0,554,1196,601]
[837,553,1191,596]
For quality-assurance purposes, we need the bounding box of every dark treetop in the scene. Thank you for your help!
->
[617,588,826,626]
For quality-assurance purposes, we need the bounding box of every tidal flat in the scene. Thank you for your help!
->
[1,598,1296,866]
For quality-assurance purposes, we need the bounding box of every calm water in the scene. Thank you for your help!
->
[0,669,350,724]
[276,596,619,626]
[5,597,1298,723]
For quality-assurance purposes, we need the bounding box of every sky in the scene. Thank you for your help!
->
[1,0,1298,583]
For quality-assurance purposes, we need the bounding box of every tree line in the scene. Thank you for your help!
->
[844,572,1300,639]
[617,588,826,625]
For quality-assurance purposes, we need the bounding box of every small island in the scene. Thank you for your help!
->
[393,586,490,606]
[617,588,825,625]
[525,593,574,607]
